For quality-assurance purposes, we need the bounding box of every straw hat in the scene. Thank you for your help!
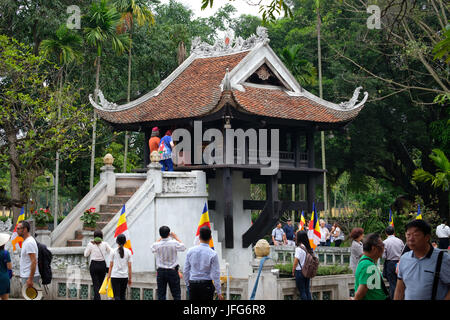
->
[0,233,10,246]
[22,284,43,300]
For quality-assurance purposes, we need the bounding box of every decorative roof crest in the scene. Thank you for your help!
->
[339,86,368,110]
[191,26,270,57]
[89,89,118,110]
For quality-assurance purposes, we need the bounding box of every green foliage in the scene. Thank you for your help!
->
[80,207,100,228]
[40,24,83,67]
[83,0,130,57]
[274,263,352,276]
[413,149,450,191]
[0,35,91,212]
[433,26,450,63]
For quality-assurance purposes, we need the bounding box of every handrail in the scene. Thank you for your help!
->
[102,178,155,242]
[50,180,107,245]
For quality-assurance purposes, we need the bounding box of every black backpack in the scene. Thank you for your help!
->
[36,241,53,285]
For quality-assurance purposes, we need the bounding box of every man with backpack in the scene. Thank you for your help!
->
[16,221,40,289]
[394,219,450,300]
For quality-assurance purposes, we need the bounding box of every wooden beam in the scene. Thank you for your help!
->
[243,200,308,211]
[242,174,280,248]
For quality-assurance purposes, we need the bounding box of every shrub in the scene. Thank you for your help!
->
[274,263,352,277]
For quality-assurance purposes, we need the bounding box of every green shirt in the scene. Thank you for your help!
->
[354,255,388,300]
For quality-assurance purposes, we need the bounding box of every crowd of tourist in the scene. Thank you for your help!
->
[0,216,448,301]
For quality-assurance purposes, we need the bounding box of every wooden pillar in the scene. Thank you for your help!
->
[223,168,233,248]
[294,131,301,168]
[144,129,150,168]
[307,130,315,168]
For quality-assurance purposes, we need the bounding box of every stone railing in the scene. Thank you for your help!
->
[9,246,362,300]
[50,179,108,247]
[269,246,351,266]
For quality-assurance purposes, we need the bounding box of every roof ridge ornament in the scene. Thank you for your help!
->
[191,26,270,57]
[89,89,118,110]
[222,68,232,91]
[339,86,368,110]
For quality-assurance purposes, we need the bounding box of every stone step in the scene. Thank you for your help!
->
[96,221,108,230]
[67,240,82,247]
[100,204,123,213]
[115,187,138,196]
[107,195,131,205]
[98,212,115,222]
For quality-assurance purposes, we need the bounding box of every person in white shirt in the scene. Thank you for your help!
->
[436,221,450,249]
[16,221,40,289]
[292,230,313,300]
[319,220,330,246]
[151,226,186,300]
[349,228,364,273]
[106,234,132,300]
[84,230,112,300]
[272,222,287,246]
[382,226,404,299]
[331,222,345,247]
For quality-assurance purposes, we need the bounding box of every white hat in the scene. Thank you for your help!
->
[0,233,10,247]
[22,284,43,300]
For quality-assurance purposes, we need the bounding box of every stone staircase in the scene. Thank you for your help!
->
[66,187,138,247]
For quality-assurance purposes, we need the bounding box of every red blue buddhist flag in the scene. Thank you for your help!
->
[194,203,214,250]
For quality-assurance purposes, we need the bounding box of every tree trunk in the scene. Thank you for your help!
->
[90,55,101,190]
[6,127,21,225]
[54,71,63,229]
[317,5,328,215]
[123,31,133,173]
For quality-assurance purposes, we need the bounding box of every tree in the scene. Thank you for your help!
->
[83,0,130,190]
[0,35,90,223]
[280,44,317,86]
[113,0,155,173]
[40,24,83,225]
[201,0,293,22]
[413,149,450,222]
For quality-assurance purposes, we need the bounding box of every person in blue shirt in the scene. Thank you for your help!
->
[183,227,224,300]
[158,130,175,171]
[283,219,296,246]
[0,233,12,300]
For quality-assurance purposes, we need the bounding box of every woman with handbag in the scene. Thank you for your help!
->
[0,233,13,300]
[84,230,112,300]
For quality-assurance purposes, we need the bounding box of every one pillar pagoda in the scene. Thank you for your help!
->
[90,27,367,254]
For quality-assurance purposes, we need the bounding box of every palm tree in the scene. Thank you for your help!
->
[113,0,154,173]
[413,149,450,192]
[280,44,317,87]
[40,25,82,229]
[84,0,130,190]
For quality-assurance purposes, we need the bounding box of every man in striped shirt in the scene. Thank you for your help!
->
[151,226,186,300]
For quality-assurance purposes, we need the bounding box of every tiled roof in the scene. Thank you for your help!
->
[95,52,249,124]
[95,51,363,125]
[234,86,363,123]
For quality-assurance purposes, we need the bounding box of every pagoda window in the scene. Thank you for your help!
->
[245,63,286,88]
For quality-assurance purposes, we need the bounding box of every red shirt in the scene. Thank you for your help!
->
[149,136,160,154]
